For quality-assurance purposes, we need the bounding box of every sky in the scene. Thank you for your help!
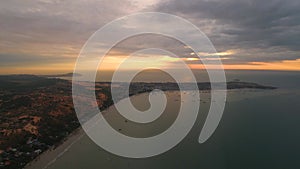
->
[0,0,300,74]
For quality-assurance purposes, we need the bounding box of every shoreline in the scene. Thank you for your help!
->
[22,85,276,169]
[23,127,85,169]
[22,90,167,169]
[22,90,187,169]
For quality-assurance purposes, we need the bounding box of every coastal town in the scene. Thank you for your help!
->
[0,75,111,169]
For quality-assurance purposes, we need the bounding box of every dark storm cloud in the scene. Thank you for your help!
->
[156,0,300,62]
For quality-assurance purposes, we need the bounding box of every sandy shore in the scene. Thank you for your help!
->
[23,127,86,169]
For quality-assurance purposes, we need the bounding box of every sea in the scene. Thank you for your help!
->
[38,70,300,169]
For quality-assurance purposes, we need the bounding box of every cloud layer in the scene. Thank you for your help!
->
[0,0,299,71]
[156,0,300,63]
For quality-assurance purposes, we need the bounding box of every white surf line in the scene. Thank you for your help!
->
[42,131,85,169]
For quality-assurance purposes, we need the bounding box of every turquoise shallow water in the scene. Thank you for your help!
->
[47,71,300,169]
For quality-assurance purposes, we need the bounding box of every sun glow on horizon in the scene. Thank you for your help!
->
[196,50,235,57]
[1,53,300,75]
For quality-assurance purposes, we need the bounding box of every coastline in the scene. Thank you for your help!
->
[23,127,85,169]
[22,88,281,169]
[22,93,145,169]
[22,91,163,169]
[21,81,277,169]
[22,91,184,169]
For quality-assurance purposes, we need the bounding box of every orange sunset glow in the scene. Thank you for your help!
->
[1,52,300,74]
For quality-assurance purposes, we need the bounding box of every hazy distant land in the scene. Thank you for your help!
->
[0,74,276,169]
[41,73,82,78]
